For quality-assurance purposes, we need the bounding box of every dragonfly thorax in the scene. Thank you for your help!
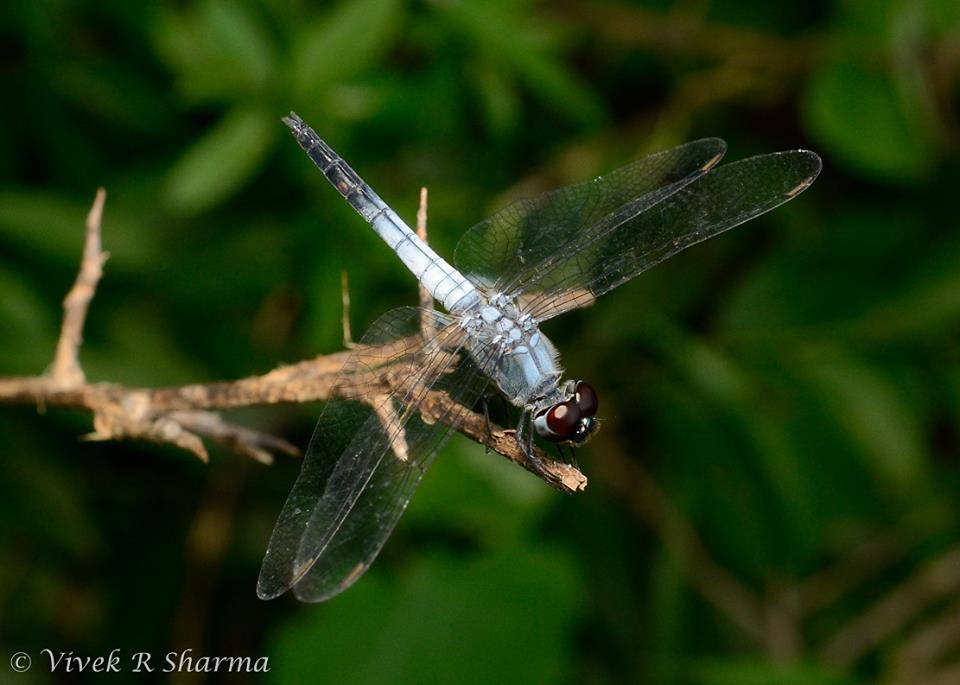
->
[460,292,564,406]
[460,292,535,348]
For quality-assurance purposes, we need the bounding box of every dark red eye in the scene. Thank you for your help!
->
[575,382,598,416]
[546,400,582,438]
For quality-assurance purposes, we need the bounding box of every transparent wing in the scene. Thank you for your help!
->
[454,138,727,295]
[257,307,492,602]
[517,150,823,321]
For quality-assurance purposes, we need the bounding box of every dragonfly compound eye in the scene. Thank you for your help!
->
[535,401,582,442]
[574,382,598,416]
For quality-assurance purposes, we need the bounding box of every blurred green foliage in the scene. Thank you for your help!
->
[1,0,959,683]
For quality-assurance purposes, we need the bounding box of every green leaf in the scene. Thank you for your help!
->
[645,551,689,684]
[795,352,925,494]
[267,545,581,685]
[831,0,898,39]
[927,0,960,36]
[163,106,276,214]
[0,266,57,372]
[83,300,212,387]
[690,658,854,685]
[51,59,172,135]
[718,203,918,341]
[852,235,960,341]
[433,0,605,127]
[1,430,100,558]
[0,191,156,268]
[470,61,521,134]
[406,438,552,545]
[153,0,274,102]
[803,58,936,181]
[640,321,820,566]
[291,0,402,99]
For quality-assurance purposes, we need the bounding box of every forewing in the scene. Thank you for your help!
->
[518,150,822,321]
[454,138,727,294]
[257,307,489,602]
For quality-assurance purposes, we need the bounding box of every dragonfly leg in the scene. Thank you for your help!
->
[515,409,549,478]
[481,394,493,454]
[553,443,567,464]
[525,414,536,458]
[553,442,580,469]
[514,408,528,451]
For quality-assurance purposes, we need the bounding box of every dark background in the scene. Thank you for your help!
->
[2,0,959,683]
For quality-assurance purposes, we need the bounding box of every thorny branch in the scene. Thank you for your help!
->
[0,189,587,493]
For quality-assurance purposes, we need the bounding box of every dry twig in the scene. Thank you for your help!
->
[891,597,960,682]
[416,186,437,338]
[820,545,960,667]
[340,271,355,348]
[0,189,587,494]
[50,187,108,387]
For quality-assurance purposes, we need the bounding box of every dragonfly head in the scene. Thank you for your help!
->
[533,381,599,445]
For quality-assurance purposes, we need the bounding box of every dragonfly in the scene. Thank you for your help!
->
[258,112,821,602]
